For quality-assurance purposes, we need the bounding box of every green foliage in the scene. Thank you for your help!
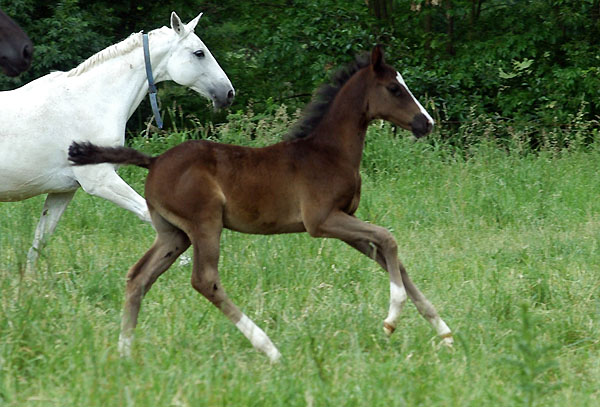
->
[503,305,562,406]
[400,0,600,129]
[0,0,115,87]
[1,0,598,141]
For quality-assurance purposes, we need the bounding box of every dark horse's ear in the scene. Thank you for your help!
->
[371,44,385,75]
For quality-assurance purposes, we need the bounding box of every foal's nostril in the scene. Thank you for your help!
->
[411,113,433,138]
[227,89,234,100]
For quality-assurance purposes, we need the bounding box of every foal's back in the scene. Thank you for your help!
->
[145,139,358,235]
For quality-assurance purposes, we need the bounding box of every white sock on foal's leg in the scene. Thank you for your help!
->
[383,281,407,336]
[118,331,133,357]
[431,316,453,346]
[410,296,454,346]
[235,314,281,362]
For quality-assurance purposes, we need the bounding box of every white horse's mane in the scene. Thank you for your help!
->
[66,28,171,77]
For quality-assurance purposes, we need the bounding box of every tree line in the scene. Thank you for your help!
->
[2,0,599,139]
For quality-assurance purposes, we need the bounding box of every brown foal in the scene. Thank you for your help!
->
[69,45,452,362]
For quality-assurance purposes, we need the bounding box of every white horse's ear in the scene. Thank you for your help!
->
[186,12,203,32]
[171,11,184,36]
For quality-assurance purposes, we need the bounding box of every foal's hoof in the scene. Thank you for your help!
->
[118,334,133,358]
[383,322,396,336]
[268,350,282,364]
[440,333,454,348]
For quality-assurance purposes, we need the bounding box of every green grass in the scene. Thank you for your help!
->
[1,130,599,406]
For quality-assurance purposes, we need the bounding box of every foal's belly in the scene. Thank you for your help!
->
[223,205,306,235]
[225,220,306,235]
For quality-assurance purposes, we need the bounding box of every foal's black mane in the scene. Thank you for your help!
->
[285,53,371,141]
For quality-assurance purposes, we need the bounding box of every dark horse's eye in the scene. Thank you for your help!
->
[194,50,205,58]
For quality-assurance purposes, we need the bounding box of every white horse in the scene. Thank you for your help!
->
[0,11,234,270]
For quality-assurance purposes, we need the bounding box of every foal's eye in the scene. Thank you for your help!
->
[387,84,402,96]
[194,50,205,58]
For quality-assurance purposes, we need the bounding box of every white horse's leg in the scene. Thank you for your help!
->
[72,165,151,223]
[26,191,76,272]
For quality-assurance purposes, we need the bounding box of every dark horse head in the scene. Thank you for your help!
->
[0,9,33,76]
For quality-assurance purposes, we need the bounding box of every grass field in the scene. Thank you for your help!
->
[1,128,599,406]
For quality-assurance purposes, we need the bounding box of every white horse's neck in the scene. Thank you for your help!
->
[64,28,175,122]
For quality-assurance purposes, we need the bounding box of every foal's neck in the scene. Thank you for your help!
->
[311,70,370,168]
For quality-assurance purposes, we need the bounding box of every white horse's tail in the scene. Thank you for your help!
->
[69,141,154,169]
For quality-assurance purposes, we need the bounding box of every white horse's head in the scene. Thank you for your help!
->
[165,12,234,109]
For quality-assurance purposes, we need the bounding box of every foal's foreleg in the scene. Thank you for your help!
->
[311,211,452,345]
[399,267,453,345]
[26,191,76,272]
[309,212,408,334]
[344,239,452,345]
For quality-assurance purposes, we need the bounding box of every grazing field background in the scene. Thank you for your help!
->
[1,119,600,406]
[1,1,599,405]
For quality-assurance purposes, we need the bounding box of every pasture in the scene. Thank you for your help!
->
[1,125,599,406]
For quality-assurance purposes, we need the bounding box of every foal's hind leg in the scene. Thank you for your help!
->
[344,239,452,345]
[308,210,452,345]
[26,191,76,272]
[118,212,190,356]
[187,219,281,362]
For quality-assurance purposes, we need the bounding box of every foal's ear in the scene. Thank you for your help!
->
[371,44,386,75]
[171,11,184,36]
[186,12,203,32]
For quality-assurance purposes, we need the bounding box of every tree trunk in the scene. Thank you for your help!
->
[368,0,392,20]
[445,0,455,55]
[424,4,433,58]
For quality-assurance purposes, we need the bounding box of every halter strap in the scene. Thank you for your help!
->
[142,33,163,129]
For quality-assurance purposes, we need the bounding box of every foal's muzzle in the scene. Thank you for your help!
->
[411,113,434,138]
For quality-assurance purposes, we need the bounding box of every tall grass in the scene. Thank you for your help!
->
[1,116,599,406]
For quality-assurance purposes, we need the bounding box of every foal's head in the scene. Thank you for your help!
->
[365,45,434,138]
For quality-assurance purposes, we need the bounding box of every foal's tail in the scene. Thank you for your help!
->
[68,141,154,169]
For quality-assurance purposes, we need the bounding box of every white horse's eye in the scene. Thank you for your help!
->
[194,50,205,58]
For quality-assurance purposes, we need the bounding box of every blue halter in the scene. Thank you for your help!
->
[142,33,163,129]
